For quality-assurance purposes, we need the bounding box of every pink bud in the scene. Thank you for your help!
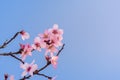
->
[45,55,51,62]
[20,30,30,40]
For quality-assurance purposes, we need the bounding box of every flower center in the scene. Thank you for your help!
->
[44,40,51,45]
[52,30,58,34]
[27,66,31,72]
[35,43,40,47]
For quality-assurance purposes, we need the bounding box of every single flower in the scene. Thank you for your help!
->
[49,24,63,36]
[10,75,14,80]
[20,60,38,76]
[20,30,30,40]
[39,30,50,41]
[20,44,33,60]
[45,45,58,56]
[32,37,46,51]
[51,56,58,69]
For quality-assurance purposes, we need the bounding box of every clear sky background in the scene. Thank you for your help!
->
[0,0,120,80]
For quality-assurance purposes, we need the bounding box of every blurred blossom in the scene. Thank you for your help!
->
[20,30,30,40]
[39,24,63,57]
[10,75,14,80]
[51,56,58,69]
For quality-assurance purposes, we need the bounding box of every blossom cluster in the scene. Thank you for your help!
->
[19,24,63,79]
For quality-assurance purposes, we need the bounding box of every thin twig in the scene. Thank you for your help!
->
[19,75,31,80]
[0,32,20,49]
[10,54,24,64]
[36,73,52,79]
[38,61,51,72]
[56,44,65,56]
[0,50,24,64]
[0,50,20,56]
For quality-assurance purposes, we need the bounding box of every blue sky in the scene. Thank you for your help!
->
[0,0,120,80]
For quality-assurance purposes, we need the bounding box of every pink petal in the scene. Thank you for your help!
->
[30,64,38,73]
[53,24,58,29]
[21,71,27,77]
[25,32,30,39]
[31,60,35,65]
[29,71,33,76]
[34,37,41,43]
[51,56,58,68]
[20,31,30,40]
[20,63,29,70]
[10,75,14,80]
[32,44,36,49]
[59,29,63,35]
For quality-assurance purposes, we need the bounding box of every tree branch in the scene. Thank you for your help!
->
[38,61,51,72]
[0,32,20,49]
[0,50,20,56]
[0,50,24,64]
[20,44,65,80]
[10,54,24,64]
[36,73,52,79]
[20,75,31,80]
[56,44,65,56]
[20,73,52,80]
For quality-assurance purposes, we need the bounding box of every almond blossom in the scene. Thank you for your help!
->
[39,24,63,57]
[10,75,14,80]
[32,37,46,51]
[20,60,38,76]
[20,30,30,40]
[49,35,63,47]
[0,24,64,80]
[39,30,50,41]
[49,24,63,47]
[20,44,33,60]
[49,24,63,36]
[45,55,51,62]
[45,55,58,68]
[51,56,58,69]
[45,45,58,56]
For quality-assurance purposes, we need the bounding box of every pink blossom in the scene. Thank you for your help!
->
[39,30,50,41]
[40,24,63,46]
[45,45,58,56]
[10,75,14,80]
[38,24,63,56]
[20,60,38,76]
[20,44,33,60]
[20,30,30,40]
[49,35,63,47]
[45,55,51,62]
[49,24,63,36]
[32,37,46,51]
[51,56,58,68]
[44,37,61,55]
[49,24,63,47]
